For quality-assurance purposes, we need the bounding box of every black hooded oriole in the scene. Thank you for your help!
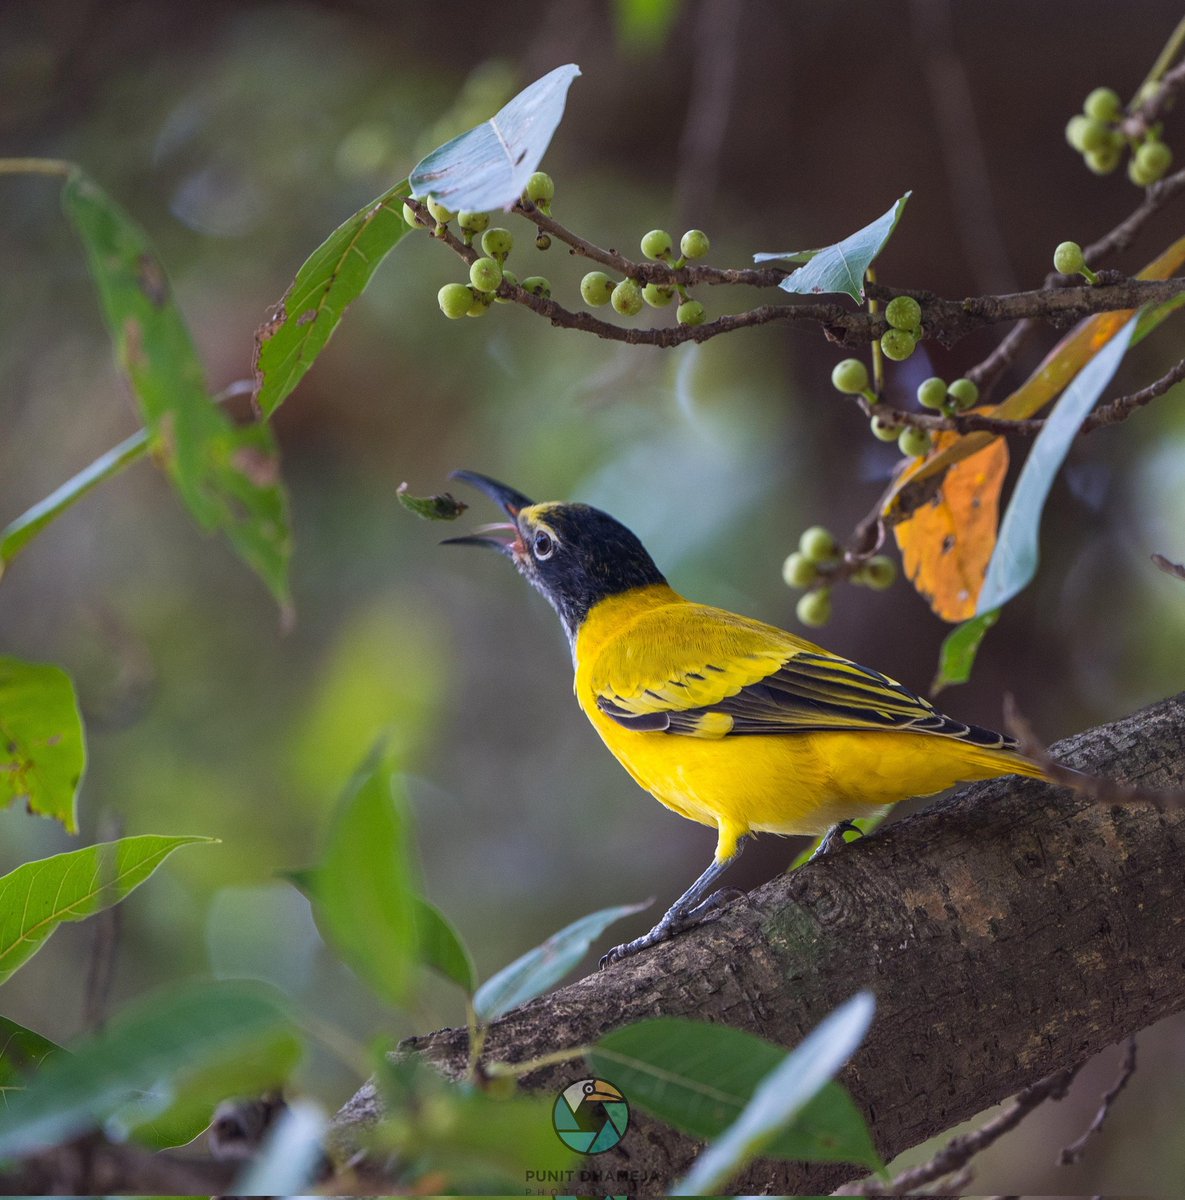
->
[446,470,1046,965]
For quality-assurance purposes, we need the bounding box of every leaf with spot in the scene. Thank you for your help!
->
[755,193,910,302]
[0,835,214,986]
[0,657,86,832]
[409,64,581,212]
[61,171,291,607]
[254,178,413,418]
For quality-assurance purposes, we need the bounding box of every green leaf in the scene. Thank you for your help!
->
[670,992,878,1195]
[254,177,413,419]
[396,484,469,521]
[414,897,477,994]
[0,981,300,1157]
[755,192,911,303]
[0,429,148,577]
[409,64,581,212]
[0,1016,63,1099]
[311,745,420,1008]
[932,609,1000,694]
[61,171,291,607]
[0,834,213,986]
[977,316,1138,615]
[0,657,86,832]
[590,1010,880,1173]
[473,900,651,1023]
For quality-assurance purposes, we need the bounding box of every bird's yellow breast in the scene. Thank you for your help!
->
[573,584,1040,862]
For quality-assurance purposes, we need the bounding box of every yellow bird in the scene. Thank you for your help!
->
[446,471,1046,964]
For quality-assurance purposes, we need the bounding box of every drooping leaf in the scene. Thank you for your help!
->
[590,1008,881,1173]
[310,745,421,1008]
[254,178,413,418]
[977,317,1138,615]
[473,900,651,1023]
[0,657,86,832]
[0,835,213,986]
[0,429,148,578]
[0,1016,63,1097]
[61,172,291,607]
[931,609,1000,694]
[232,1098,327,1196]
[755,193,910,302]
[0,981,300,1158]
[414,896,477,994]
[893,437,1009,622]
[670,992,878,1195]
[409,64,581,213]
[396,484,468,521]
[882,232,1185,519]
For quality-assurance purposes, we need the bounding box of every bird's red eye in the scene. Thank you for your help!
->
[533,530,554,559]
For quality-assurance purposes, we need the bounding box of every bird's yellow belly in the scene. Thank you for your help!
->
[585,707,1026,859]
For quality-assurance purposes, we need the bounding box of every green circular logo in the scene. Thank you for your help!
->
[552,1077,629,1153]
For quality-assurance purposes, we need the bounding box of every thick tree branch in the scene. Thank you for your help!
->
[337,691,1185,1193]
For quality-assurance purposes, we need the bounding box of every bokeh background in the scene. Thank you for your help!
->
[2,0,1185,1190]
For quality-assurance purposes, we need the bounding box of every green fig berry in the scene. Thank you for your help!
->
[832,358,870,395]
[402,201,425,228]
[885,295,922,331]
[799,525,839,564]
[1078,119,1113,154]
[947,378,979,410]
[521,275,551,299]
[676,299,706,325]
[898,426,932,458]
[917,377,948,410]
[1085,145,1121,174]
[796,588,832,628]
[1065,115,1091,152]
[611,278,645,316]
[466,294,491,317]
[1053,241,1086,275]
[1128,157,1156,187]
[458,210,490,236]
[469,256,503,293]
[870,413,900,441]
[643,282,675,307]
[782,551,819,589]
[641,229,674,260]
[1084,86,1122,123]
[580,271,616,307]
[1135,139,1172,180]
[880,328,917,361]
[438,282,473,319]
[535,232,552,250]
[426,197,454,224]
[481,228,513,260]
[680,229,710,259]
[523,171,555,205]
[860,555,898,590]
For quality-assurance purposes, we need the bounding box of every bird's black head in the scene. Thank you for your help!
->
[444,470,667,643]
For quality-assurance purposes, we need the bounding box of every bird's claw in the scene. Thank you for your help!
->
[599,887,745,967]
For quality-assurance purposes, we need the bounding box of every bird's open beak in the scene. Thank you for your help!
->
[440,470,535,557]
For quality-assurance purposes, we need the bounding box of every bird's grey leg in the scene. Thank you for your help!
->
[806,819,863,863]
[600,837,747,967]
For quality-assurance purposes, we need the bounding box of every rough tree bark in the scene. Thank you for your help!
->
[336,691,1185,1193]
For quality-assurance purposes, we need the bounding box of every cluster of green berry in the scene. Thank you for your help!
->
[580,228,711,325]
[878,295,924,362]
[782,527,897,627]
[1065,86,1173,185]
[415,174,558,319]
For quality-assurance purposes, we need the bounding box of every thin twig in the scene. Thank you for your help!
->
[1004,695,1185,809]
[833,1065,1081,1195]
[1058,1038,1138,1165]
